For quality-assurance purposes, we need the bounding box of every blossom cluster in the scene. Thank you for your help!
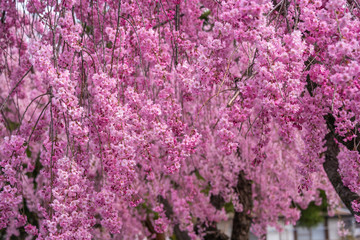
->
[1,0,360,239]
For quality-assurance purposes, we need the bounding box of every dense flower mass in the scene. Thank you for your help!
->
[1,0,360,239]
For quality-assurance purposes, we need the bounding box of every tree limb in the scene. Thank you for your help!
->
[323,132,359,215]
[305,72,360,216]
[231,171,252,240]
[323,114,360,215]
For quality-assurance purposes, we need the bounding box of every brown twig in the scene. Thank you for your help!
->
[0,66,33,113]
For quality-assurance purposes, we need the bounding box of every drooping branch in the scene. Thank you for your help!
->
[174,4,180,66]
[0,66,33,113]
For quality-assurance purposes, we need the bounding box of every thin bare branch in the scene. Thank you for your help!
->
[0,66,33,113]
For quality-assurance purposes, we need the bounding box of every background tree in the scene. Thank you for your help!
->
[1,0,360,239]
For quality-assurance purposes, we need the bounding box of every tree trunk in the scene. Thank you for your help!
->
[306,75,360,215]
[231,171,253,240]
[324,114,360,215]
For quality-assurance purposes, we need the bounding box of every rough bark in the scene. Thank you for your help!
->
[231,171,253,240]
[305,73,360,216]
[210,194,226,210]
[323,114,360,215]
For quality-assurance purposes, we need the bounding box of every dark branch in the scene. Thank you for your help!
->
[306,73,360,216]
[0,66,33,113]
[323,114,360,216]
[231,171,252,240]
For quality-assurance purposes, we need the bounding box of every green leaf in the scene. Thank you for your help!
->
[106,41,113,49]
[135,202,148,210]
[26,147,32,158]
[199,10,211,20]
[7,120,19,131]
[194,169,205,181]
[85,25,94,35]
[200,184,211,195]
[297,189,328,228]
[224,201,234,213]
